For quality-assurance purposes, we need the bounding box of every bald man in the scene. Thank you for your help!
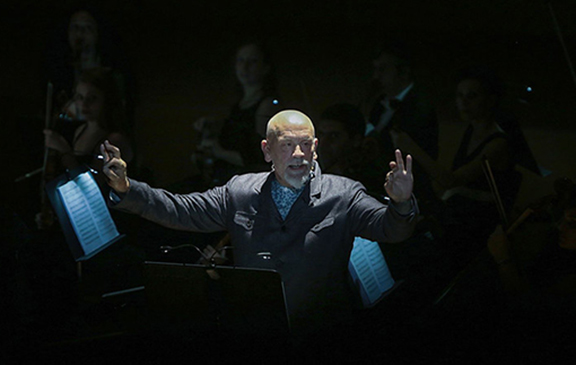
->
[101,110,418,334]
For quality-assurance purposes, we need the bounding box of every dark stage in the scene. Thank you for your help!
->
[2,0,576,363]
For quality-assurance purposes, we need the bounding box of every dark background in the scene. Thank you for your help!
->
[2,1,576,362]
[3,0,576,212]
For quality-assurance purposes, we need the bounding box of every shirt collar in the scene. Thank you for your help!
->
[394,82,414,101]
[256,160,322,200]
[380,83,414,109]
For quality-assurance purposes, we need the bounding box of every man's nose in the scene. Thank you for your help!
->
[293,145,305,157]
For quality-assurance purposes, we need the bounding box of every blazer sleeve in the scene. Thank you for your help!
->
[348,183,419,243]
[111,179,228,233]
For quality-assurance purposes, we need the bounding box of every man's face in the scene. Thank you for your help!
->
[75,81,105,123]
[235,44,270,88]
[317,119,350,171]
[263,119,317,189]
[68,11,98,53]
[373,53,403,96]
[456,79,495,122]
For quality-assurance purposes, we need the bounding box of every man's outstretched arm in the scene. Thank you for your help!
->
[99,140,227,233]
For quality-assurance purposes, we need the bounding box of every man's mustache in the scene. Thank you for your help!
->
[288,159,309,166]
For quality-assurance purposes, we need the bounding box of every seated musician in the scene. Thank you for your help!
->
[38,67,132,229]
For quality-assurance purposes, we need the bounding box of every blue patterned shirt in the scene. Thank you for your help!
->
[271,179,306,220]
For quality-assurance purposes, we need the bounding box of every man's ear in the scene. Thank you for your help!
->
[313,138,319,160]
[261,139,272,163]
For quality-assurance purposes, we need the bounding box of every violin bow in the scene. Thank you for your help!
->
[481,156,509,229]
[40,82,54,203]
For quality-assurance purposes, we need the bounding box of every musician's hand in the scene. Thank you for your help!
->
[44,129,72,153]
[193,116,210,132]
[35,210,55,230]
[384,149,413,204]
[100,140,129,193]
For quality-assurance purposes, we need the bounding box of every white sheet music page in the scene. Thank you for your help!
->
[349,237,395,308]
[57,172,119,256]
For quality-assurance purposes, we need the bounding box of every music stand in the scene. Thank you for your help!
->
[45,166,125,271]
[143,261,291,338]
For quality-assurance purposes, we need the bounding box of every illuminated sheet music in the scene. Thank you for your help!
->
[57,172,119,257]
[349,237,395,308]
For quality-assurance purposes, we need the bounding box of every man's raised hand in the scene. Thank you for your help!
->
[384,149,413,203]
[100,140,130,193]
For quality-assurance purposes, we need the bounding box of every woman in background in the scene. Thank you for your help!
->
[46,6,135,133]
[193,41,281,186]
[391,66,522,263]
[44,67,133,173]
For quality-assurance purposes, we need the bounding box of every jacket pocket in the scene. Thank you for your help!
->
[309,216,335,233]
[233,211,255,231]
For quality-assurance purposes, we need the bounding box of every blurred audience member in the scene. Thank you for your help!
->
[365,42,439,213]
[317,103,382,195]
[488,179,576,301]
[392,66,523,262]
[38,67,133,229]
[485,179,576,357]
[44,67,133,171]
[45,6,136,134]
[192,41,282,187]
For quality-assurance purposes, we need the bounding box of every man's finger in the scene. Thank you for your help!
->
[103,163,119,180]
[104,140,121,159]
[395,149,405,171]
[100,143,111,162]
[406,154,412,174]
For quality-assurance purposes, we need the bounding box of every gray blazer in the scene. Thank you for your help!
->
[113,162,418,327]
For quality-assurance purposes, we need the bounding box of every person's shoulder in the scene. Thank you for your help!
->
[320,172,366,192]
[227,171,270,189]
[483,134,512,157]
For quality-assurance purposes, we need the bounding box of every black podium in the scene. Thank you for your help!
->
[143,261,291,338]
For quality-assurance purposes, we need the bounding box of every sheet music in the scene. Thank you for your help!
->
[349,237,395,308]
[57,172,119,256]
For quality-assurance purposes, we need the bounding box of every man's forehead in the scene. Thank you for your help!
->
[276,129,314,140]
[267,110,316,140]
